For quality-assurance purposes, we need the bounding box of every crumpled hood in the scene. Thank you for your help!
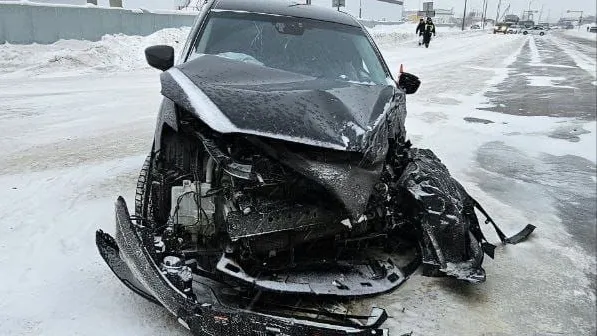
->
[160,54,398,152]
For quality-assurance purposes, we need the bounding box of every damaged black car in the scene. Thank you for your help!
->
[96,0,535,335]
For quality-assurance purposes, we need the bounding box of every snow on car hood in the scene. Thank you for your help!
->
[160,54,398,152]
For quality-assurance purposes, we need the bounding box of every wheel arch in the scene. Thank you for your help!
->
[153,98,179,154]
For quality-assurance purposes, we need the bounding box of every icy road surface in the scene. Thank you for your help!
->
[0,31,595,335]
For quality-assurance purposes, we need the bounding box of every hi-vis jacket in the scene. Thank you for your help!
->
[424,23,436,35]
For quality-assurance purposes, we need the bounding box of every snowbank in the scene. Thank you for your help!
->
[366,24,416,46]
[0,27,191,77]
[0,23,485,77]
[367,23,485,47]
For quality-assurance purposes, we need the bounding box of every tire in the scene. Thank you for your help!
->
[523,31,528,35]
[135,153,154,224]
[134,150,170,229]
[539,32,545,36]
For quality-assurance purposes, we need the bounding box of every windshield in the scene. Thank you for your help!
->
[191,10,389,85]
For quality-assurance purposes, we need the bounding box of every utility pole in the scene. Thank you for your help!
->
[334,0,342,11]
[502,4,510,21]
[359,0,362,19]
[481,0,488,29]
[495,0,502,23]
[526,0,536,20]
[462,0,468,31]
[538,4,544,23]
[481,0,485,29]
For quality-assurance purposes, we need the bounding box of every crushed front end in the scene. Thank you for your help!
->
[97,197,391,336]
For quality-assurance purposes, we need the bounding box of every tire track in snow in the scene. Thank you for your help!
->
[526,36,576,69]
[550,35,597,79]
[528,36,542,64]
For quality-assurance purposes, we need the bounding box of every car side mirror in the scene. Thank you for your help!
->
[397,72,421,94]
[145,45,174,71]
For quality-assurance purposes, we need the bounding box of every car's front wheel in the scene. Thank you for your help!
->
[523,31,528,35]
[539,32,545,36]
[134,153,153,224]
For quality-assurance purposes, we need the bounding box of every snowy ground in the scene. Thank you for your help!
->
[564,29,597,42]
[564,25,597,42]
[0,27,595,336]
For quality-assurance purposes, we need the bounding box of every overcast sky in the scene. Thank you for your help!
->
[403,0,595,19]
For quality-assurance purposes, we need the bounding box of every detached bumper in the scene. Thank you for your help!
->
[96,197,390,336]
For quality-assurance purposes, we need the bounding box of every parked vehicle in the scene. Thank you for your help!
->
[493,22,511,34]
[521,26,546,36]
[471,24,481,30]
[507,24,522,34]
[590,24,597,33]
[95,0,534,334]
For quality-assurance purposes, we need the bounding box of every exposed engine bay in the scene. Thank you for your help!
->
[144,113,417,298]
[133,107,534,303]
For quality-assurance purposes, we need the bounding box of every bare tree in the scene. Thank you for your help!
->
[178,0,191,10]
[177,0,207,11]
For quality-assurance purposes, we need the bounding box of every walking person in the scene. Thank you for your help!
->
[416,18,426,46]
[422,17,436,48]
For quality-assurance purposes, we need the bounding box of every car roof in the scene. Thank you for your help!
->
[212,0,360,27]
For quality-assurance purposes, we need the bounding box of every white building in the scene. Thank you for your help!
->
[433,8,456,25]
[404,7,455,25]
[309,0,403,22]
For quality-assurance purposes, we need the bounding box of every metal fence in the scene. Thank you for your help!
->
[359,19,404,28]
[0,2,197,44]
[0,2,404,45]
